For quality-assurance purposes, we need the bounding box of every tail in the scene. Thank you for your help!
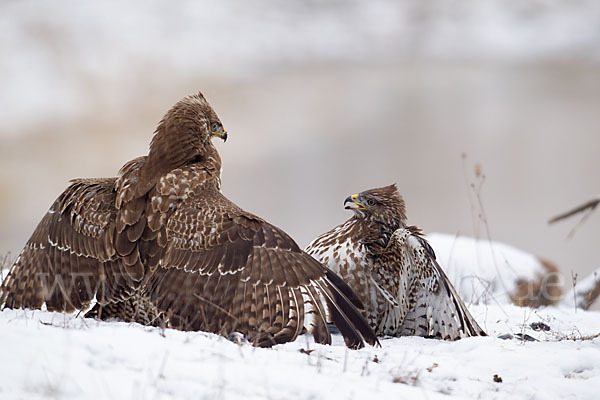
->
[317,272,379,348]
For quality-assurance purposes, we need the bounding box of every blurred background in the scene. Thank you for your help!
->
[1,0,599,304]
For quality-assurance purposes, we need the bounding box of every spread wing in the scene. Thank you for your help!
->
[378,228,486,339]
[146,189,378,348]
[0,179,128,312]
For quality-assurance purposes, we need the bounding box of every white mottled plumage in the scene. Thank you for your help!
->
[306,219,379,329]
[306,184,486,340]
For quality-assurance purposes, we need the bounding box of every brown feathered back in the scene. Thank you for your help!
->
[0,92,377,349]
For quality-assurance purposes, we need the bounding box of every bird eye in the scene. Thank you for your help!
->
[367,199,376,206]
[211,121,221,132]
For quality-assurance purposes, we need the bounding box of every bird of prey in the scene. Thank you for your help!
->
[0,93,377,349]
[305,184,486,340]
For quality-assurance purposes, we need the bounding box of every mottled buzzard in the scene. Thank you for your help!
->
[305,184,486,340]
[0,93,377,348]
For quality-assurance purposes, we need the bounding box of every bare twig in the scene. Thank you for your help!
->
[461,153,480,238]
[564,268,600,310]
[580,271,600,310]
[463,156,512,300]
[549,196,600,224]
[571,271,578,314]
[0,252,13,283]
[549,196,600,238]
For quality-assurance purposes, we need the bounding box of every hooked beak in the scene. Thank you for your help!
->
[211,130,228,142]
[344,194,366,210]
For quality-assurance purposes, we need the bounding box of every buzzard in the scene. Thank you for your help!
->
[305,184,486,340]
[0,93,377,349]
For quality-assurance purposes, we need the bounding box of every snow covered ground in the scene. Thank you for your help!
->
[1,304,598,400]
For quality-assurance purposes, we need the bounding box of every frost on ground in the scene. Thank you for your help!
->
[1,304,598,400]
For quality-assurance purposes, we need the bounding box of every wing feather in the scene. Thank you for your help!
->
[147,189,376,347]
[380,228,486,339]
[1,179,119,312]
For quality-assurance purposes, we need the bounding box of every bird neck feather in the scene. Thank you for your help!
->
[117,128,222,199]
[147,123,201,173]
[353,214,403,254]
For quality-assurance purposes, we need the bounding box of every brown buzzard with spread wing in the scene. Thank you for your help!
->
[0,93,377,348]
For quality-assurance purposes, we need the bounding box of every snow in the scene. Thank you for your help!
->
[0,238,598,398]
[1,304,598,400]
[1,235,598,398]
[428,233,551,305]
[563,267,600,309]
[427,233,600,310]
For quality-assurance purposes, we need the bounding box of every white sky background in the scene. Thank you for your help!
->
[1,0,600,300]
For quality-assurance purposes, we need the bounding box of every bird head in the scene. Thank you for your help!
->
[161,92,227,143]
[344,184,407,226]
[148,92,227,172]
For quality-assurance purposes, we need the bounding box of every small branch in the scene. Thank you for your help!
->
[549,196,600,239]
[549,197,600,224]
[571,271,578,314]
